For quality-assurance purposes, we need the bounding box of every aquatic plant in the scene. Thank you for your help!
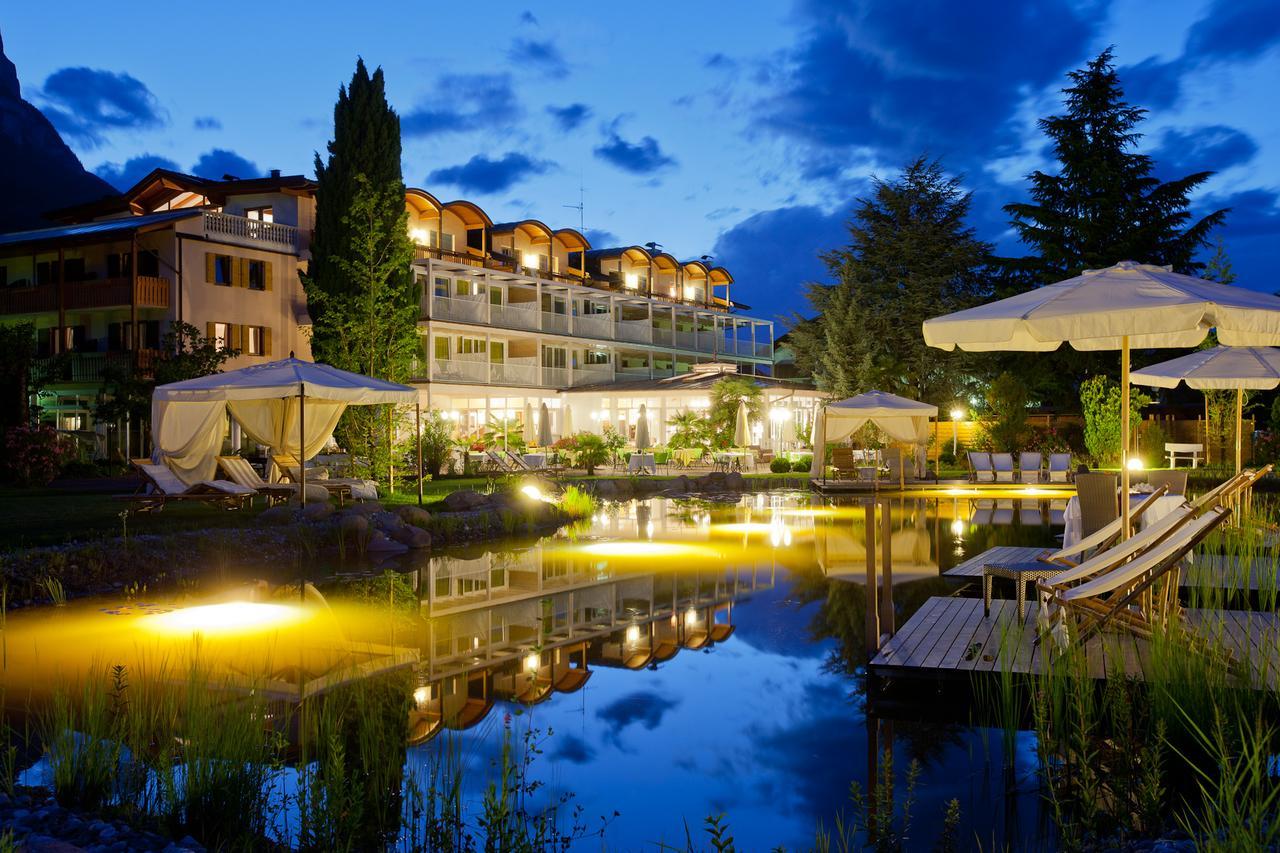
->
[556,485,596,520]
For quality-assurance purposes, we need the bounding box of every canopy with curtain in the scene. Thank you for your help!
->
[152,357,416,485]
[808,391,938,479]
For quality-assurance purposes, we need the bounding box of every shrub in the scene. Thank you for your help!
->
[3,424,76,486]
[556,485,596,519]
[572,433,610,475]
[981,372,1029,452]
[1080,376,1152,465]
[790,456,812,472]
[769,457,790,473]
[1026,425,1071,454]
[418,410,454,478]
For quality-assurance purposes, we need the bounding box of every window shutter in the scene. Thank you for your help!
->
[206,321,215,342]
[229,324,242,352]
[262,327,273,357]
[205,254,215,283]
[263,261,274,291]
[233,258,245,288]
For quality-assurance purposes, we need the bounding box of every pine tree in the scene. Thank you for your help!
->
[794,157,991,404]
[1006,48,1227,280]
[303,60,419,478]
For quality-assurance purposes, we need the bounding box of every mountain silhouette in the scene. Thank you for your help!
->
[0,29,119,231]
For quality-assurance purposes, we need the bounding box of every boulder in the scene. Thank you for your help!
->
[593,480,617,498]
[258,505,295,526]
[390,524,432,549]
[725,471,746,490]
[299,501,333,521]
[365,529,407,553]
[341,500,385,515]
[368,510,402,531]
[396,506,432,528]
[287,484,332,505]
[338,514,369,545]
[442,489,486,512]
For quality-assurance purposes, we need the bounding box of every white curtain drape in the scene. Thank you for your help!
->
[227,398,346,460]
[808,391,937,479]
[151,398,227,484]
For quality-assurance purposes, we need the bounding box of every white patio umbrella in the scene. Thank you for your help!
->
[1131,346,1280,473]
[635,403,651,452]
[923,261,1280,533]
[538,401,553,447]
[561,403,574,439]
[733,400,750,447]
[779,409,798,446]
[522,402,536,445]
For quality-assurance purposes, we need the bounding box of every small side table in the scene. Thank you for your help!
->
[982,561,1062,622]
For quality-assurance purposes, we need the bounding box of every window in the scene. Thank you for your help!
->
[433,337,451,360]
[107,253,128,279]
[0,267,6,287]
[137,250,159,277]
[455,278,481,298]
[584,350,610,366]
[440,232,455,252]
[489,287,504,306]
[434,277,450,298]
[458,337,485,356]
[62,258,86,282]
[212,322,230,351]
[541,294,567,314]
[247,260,266,291]
[489,341,505,363]
[245,207,274,223]
[244,325,265,356]
[541,346,567,369]
[209,254,233,286]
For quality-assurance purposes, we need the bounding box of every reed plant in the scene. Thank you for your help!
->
[555,485,596,520]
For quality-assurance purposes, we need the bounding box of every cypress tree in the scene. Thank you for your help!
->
[1006,47,1227,280]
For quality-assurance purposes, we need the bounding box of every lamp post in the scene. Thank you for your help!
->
[949,407,964,457]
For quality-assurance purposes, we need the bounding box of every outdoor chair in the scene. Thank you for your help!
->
[1018,452,1043,484]
[218,456,298,506]
[1146,469,1188,496]
[1074,472,1119,539]
[117,458,255,512]
[881,447,906,488]
[830,447,858,480]
[504,449,563,476]
[482,449,520,474]
[1040,506,1231,650]
[968,451,994,483]
[1047,453,1072,483]
[992,453,1015,483]
[272,452,373,504]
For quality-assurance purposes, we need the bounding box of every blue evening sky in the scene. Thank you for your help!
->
[4,0,1278,325]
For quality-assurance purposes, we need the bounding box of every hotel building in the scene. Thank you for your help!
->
[0,170,816,450]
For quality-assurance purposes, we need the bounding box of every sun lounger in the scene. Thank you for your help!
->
[968,451,994,483]
[1047,453,1072,483]
[272,453,375,504]
[1019,452,1043,484]
[504,449,562,475]
[117,458,255,512]
[218,456,298,505]
[992,453,1015,483]
[482,449,520,474]
[1146,469,1188,496]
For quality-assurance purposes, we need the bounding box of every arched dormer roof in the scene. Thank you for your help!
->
[552,227,591,252]
[490,219,554,244]
[651,252,681,272]
[405,188,443,216]
[708,266,734,285]
[585,246,652,265]
[442,199,492,229]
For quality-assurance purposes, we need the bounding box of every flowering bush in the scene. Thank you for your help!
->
[1025,426,1072,454]
[4,424,77,486]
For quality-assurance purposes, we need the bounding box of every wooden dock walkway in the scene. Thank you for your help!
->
[868,596,1280,687]
[946,546,1279,592]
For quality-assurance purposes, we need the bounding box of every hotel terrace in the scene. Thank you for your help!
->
[0,170,817,449]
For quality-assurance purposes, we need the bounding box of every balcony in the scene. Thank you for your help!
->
[570,365,613,387]
[430,295,488,323]
[490,360,539,386]
[203,212,298,252]
[490,302,539,331]
[616,320,652,344]
[0,276,170,316]
[35,349,161,384]
[541,311,571,335]
[541,366,571,387]
[432,357,489,383]
[573,314,611,339]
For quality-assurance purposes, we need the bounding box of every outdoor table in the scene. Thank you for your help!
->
[672,448,704,468]
[628,453,656,474]
[982,561,1061,621]
[713,451,751,472]
[1061,491,1185,550]
[857,466,879,482]
[522,453,546,470]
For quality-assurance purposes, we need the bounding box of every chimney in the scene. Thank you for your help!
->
[270,169,281,178]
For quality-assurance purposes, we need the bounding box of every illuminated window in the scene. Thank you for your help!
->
[213,322,230,351]
[245,206,273,223]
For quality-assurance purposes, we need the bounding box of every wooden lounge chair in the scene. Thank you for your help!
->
[830,446,858,480]
[218,456,298,505]
[1074,472,1119,539]
[991,453,1015,483]
[1042,506,1231,648]
[968,451,994,483]
[1047,453,1072,483]
[1146,469,1188,496]
[271,453,361,504]
[482,449,520,474]
[118,458,255,512]
[503,449,562,476]
[1019,452,1043,484]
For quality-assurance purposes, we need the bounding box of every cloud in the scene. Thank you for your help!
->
[402,74,520,137]
[193,116,221,130]
[756,0,1101,169]
[509,38,569,78]
[426,152,554,194]
[704,53,737,70]
[596,690,679,741]
[584,227,618,246]
[547,103,591,132]
[1119,56,1185,110]
[519,10,538,25]
[93,153,181,191]
[1185,0,1280,62]
[594,121,677,174]
[550,734,595,765]
[190,148,260,180]
[39,67,165,147]
[713,204,848,321]
[1152,125,1258,178]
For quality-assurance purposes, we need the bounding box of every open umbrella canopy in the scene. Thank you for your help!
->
[635,404,651,452]
[808,391,937,479]
[923,261,1280,352]
[1130,346,1280,390]
[1131,346,1280,473]
[733,400,750,447]
[152,357,417,404]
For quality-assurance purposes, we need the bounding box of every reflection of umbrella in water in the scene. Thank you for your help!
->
[635,404,651,452]
[814,518,938,583]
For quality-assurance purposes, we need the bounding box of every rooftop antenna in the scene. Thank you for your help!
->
[644,241,663,253]
[563,177,585,234]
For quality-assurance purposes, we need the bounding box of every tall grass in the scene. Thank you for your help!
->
[556,485,596,520]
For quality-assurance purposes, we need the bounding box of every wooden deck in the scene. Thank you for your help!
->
[811,479,1075,495]
[868,596,1280,687]
[946,546,1280,592]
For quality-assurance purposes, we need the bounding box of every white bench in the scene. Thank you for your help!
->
[1165,442,1203,468]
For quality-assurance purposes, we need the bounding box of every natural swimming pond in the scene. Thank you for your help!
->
[3,490,1074,847]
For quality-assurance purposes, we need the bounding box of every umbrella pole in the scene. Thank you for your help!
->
[299,383,306,508]
[416,402,424,506]
[1235,387,1243,475]
[1121,336,1131,538]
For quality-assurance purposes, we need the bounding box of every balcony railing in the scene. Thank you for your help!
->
[35,349,161,383]
[204,212,298,251]
[569,365,613,386]
[490,302,539,331]
[573,314,611,339]
[674,330,697,350]
[431,295,488,323]
[652,328,673,347]
[432,357,488,383]
[0,276,170,315]
[491,361,539,386]
[541,312,571,335]
[541,366,571,387]
[616,321,652,344]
